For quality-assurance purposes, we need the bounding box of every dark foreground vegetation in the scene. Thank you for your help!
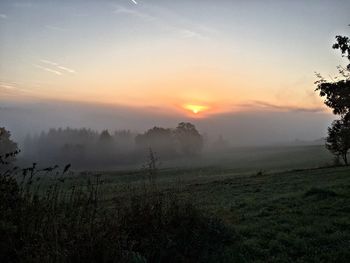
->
[2,146,350,262]
[0,153,237,262]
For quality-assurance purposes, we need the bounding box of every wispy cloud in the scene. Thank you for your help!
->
[0,82,16,90]
[0,81,31,94]
[151,4,217,37]
[0,14,7,19]
[113,4,211,40]
[178,29,206,40]
[114,6,155,21]
[36,59,76,75]
[34,64,62,76]
[240,100,325,113]
[40,59,58,66]
[57,65,76,74]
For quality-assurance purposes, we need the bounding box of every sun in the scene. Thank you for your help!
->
[183,104,209,115]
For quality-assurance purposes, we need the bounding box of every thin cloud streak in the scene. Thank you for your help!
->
[0,14,7,19]
[112,4,209,40]
[0,82,16,90]
[146,4,218,36]
[0,81,31,94]
[34,64,63,76]
[113,6,155,21]
[39,59,76,74]
[57,66,76,74]
[240,100,326,113]
[179,29,206,40]
[40,59,58,66]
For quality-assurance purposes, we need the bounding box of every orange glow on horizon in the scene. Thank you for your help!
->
[183,104,210,115]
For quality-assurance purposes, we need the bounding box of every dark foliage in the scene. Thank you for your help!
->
[0,127,18,164]
[315,30,350,119]
[316,78,350,119]
[326,119,350,165]
[0,151,236,263]
[135,127,176,158]
[135,123,204,158]
[22,127,136,168]
[21,123,204,169]
[174,122,203,156]
[332,34,350,70]
[99,129,112,142]
[315,29,350,163]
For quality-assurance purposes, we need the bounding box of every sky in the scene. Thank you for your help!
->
[0,0,349,143]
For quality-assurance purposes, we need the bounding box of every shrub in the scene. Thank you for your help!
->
[0,152,236,263]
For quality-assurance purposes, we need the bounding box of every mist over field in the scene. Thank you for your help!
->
[0,98,335,172]
[1,99,333,146]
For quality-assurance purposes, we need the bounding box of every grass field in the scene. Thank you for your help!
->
[64,151,350,262]
[170,144,334,173]
[4,144,350,262]
[180,166,350,262]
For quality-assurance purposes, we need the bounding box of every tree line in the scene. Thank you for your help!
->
[3,122,204,169]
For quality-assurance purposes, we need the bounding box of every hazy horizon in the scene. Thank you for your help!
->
[1,98,334,147]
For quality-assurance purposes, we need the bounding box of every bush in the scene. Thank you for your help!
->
[0,153,236,262]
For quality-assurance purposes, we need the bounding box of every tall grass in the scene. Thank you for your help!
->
[0,151,236,262]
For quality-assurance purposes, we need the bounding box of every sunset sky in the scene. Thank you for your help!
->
[0,0,349,118]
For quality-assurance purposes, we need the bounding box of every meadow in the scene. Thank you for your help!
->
[2,144,350,262]
[182,165,350,262]
[91,153,350,262]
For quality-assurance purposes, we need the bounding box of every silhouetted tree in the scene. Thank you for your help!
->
[333,34,350,70]
[97,129,116,165]
[0,127,18,163]
[315,30,350,121]
[135,127,176,157]
[326,119,350,165]
[99,130,112,142]
[315,29,350,164]
[174,122,203,156]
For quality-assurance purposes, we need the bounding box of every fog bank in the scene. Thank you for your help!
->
[0,100,334,147]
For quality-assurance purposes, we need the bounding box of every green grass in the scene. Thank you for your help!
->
[1,166,237,263]
[71,164,350,262]
[177,166,350,262]
[4,144,350,262]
